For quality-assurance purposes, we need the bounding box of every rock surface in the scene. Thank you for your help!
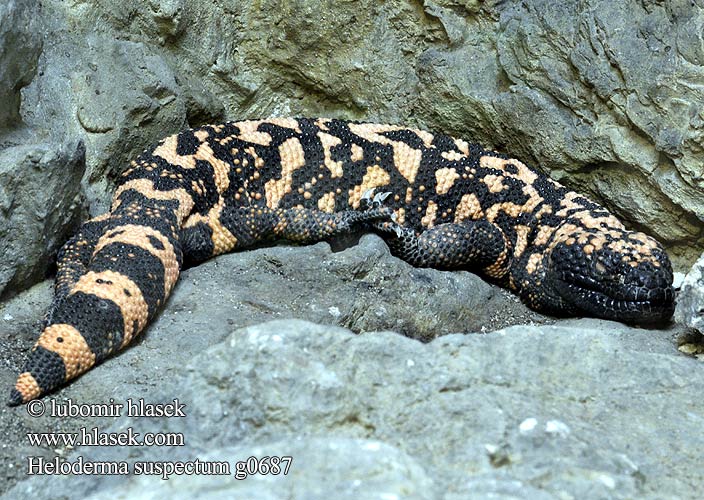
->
[0,234,543,493]
[0,141,85,297]
[2,312,701,499]
[1,0,703,497]
[675,251,704,334]
[0,0,702,296]
[0,0,42,129]
[1,235,701,499]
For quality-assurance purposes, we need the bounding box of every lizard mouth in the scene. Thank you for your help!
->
[554,273,675,324]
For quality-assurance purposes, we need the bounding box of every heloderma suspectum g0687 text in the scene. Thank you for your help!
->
[9,118,675,405]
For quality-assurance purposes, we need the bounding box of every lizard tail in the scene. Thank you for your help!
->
[9,187,190,405]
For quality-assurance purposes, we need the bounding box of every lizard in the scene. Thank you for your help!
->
[9,118,675,405]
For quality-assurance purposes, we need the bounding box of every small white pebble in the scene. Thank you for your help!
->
[3,313,13,321]
[406,359,415,367]
[272,335,282,342]
[328,306,341,317]
[598,474,616,489]
[545,419,571,437]
[363,442,381,451]
[519,417,538,434]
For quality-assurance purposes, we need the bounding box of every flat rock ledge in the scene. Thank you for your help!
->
[3,314,701,499]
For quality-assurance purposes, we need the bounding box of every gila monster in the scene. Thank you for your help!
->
[9,118,675,405]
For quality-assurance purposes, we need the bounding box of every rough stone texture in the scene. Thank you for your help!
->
[0,0,42,129]
[675,251,704,333]
[0,0,701,297]
[2,313,700,499]
[0,141,85,297]
[19,29,192,214]
[85,439,437,500]
[415,0,704,265]
[2,1,704,496]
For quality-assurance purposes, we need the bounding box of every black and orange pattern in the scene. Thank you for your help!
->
[9,118,675,405]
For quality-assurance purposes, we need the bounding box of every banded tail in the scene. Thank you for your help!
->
[9,187,191,405]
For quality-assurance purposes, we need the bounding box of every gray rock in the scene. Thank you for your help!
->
[3,316,700,499]
[85,439,435,500]
[0,141,85,297]
[0,0,42,129]
[73,36,188,212]
[675,252,704,333]
[21,28,191,214]
[0,232,544,391]
[2,0,197,292]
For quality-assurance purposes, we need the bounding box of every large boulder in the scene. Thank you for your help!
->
[3,315,700,498]
[0,234,699,498]
[0,141,85,297]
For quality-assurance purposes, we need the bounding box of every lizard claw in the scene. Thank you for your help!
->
[361,189,392,209]
[373,191,392,206]
[376,220,405,238]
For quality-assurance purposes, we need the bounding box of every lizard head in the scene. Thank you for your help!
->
[537,226,675,324]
